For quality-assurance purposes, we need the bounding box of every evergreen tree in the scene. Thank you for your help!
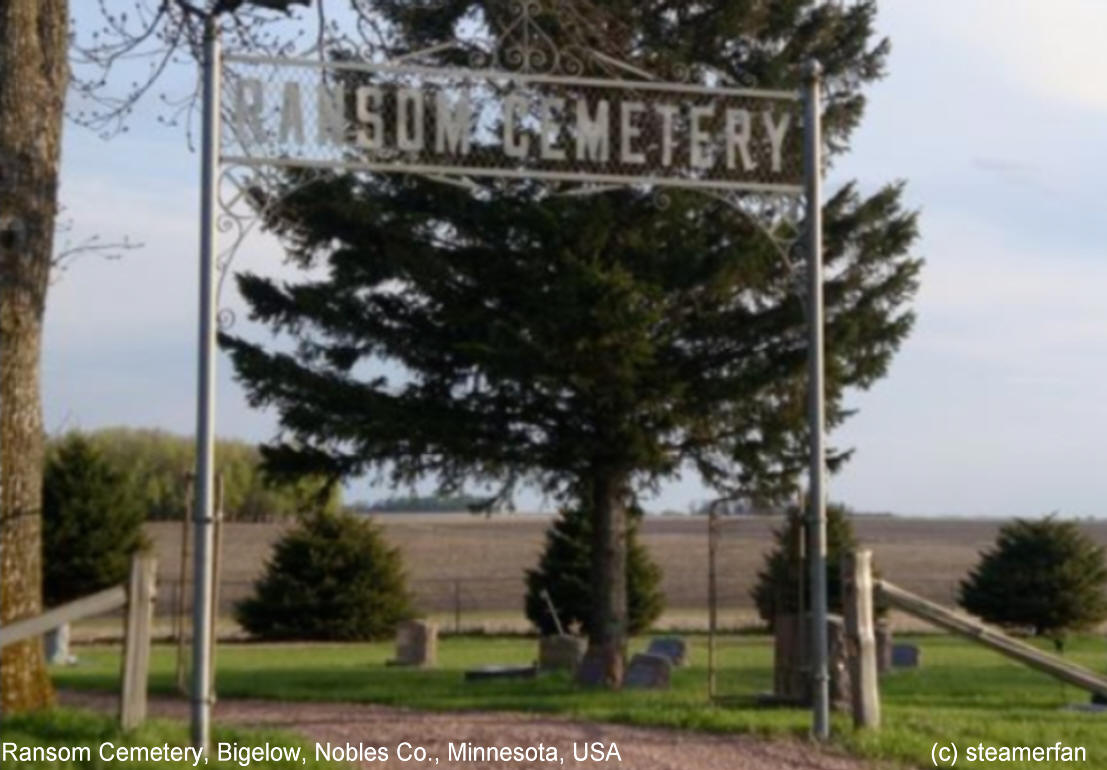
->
[525,506,664,636]
[751,503,880,626]
[222,1,920,686]
[42,436,147,608]
[960,517,1107,641]
[236,511,414,641]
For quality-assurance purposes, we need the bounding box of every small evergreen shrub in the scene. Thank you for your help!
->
[751,503,883,626]
[236,511,414,640]
[43,435,147,607]
[525,505,664,636]
[960,516,1107,640]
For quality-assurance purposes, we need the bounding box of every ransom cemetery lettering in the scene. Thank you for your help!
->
[223,59,803,192]
[234,79,793,170]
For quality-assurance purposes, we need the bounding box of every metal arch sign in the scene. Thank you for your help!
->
[187,3,833,751]
[220,55,804,195]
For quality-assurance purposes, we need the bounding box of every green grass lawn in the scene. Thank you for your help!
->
[0,708,341,770]
[49,634,1107,769]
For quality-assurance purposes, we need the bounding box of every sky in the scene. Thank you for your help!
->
[45,1,1107,517]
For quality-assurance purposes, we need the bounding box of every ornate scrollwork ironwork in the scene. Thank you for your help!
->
[708,189,809,299]
[216,1,797,315]
[474,1,759,86]
[651,189,673,211]
[214,164,331,330]
[460,0,588,76]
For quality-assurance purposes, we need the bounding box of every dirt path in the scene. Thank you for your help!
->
[61,691,890,770]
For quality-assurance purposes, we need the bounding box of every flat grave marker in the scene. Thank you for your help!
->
[464,664,538,682]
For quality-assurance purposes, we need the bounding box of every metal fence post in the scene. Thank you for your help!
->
[209,473,225,700]
[707,504,719,699]
[176,473,193,695]
[453,580,462,634]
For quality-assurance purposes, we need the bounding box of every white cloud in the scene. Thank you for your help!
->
[910,0,1107,114]
[914,212,1107,368]
[830,204,1107,516]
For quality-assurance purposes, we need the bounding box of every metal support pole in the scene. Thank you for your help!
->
[191,17,221,752]
[803,60,830,741]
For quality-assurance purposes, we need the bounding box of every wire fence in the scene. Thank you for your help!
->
[153,571,969,636]
[147,513,975,638]
[157,576,530,632]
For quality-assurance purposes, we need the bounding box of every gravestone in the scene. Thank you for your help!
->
[875,622,893,675]
[826,615,851,711]
[575,649,608,687]
[44,622,76,666]
[891,643,921,668]
[539,634,586,671]
[646,636,687,667]
[390,620,437,667]
[876,623,894,672]
[773,612,851,710]
[624,653,672,689]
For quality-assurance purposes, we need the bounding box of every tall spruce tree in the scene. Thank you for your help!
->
[222,0,921,687]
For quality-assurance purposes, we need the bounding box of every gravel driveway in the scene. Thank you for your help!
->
[61,691,888,770]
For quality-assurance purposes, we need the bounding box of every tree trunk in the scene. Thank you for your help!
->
[0,0,68,714]
[582,468,628,688]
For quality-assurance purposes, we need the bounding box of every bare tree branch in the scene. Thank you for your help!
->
[212,0,310,15]
[69,1,328,139]
[51,209,143,274]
